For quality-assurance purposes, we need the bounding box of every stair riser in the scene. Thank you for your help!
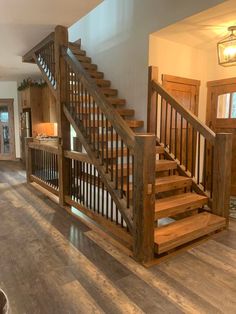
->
[156,180,192,193]
[155,199,207,220]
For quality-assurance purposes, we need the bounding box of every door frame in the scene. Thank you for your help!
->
[206,77,236,127]
[206,77,236,195]
[0,98,16,160]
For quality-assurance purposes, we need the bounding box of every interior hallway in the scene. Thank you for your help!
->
[0,161,236,314]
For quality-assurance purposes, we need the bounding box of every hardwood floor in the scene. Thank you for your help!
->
[0,161,236,314]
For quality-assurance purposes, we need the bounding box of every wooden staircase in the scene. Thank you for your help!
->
[23,26,231,264]
[68,41,226,257]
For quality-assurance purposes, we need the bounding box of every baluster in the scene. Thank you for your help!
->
[186,121,189,171]
[197,132,201,185]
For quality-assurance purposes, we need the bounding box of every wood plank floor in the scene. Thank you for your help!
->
[0,161,236,314]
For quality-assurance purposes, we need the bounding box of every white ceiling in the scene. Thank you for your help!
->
[0,0,102,81]
[153,0,236,50]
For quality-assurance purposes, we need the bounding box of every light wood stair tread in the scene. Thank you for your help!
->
[107,98,126,106]
[94,79,111,87]
[156,175,192,193]
[100,88,118,96]
[155,192,208,219]
[154,212,226,254]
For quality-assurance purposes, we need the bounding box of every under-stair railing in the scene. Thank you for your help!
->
[23,32,56,94]
[25,138,59,196]
[148,66,232,221]
[61,47,156,262]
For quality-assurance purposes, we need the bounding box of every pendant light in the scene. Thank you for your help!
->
[217,26,236,67]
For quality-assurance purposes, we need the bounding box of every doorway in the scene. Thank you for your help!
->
[206,77,236,196]
[0,99,15,160]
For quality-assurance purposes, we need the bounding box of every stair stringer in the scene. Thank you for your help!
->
[63,104,134,233]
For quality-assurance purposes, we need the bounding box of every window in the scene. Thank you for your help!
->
[217,92,236,118]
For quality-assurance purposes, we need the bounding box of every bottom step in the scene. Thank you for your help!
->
[154,212,226,254]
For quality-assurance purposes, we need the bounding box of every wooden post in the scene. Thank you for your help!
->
[54,25,70,206]
[25,137,33,183]
[212,133,232,224]
[147,66,158,133]
[133,134,156,263]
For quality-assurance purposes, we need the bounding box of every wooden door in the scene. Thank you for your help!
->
[206,77,236,196]
[162,75,200,172]
[0,99,15,160]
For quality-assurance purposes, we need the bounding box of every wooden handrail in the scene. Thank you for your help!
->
[62,46,136,152]
[22,32,55,63]
[152,80,216,144]
[28,141,59,155]
[64,150,91,163]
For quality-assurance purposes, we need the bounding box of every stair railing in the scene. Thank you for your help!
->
[23,26,156,263]
[148,66,232,222]
[23,32,56,96]
[61,46,156,262]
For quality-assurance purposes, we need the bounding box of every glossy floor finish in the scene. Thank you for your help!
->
[0,161,236,314]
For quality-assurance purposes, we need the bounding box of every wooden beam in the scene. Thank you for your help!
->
[133,134,156,263]
[54,25,70,207]
[147,66,158,133]
[25,137,34,183]
[212,133,232,224]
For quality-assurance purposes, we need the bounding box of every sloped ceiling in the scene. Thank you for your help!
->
[0,0,102,81]
[153,0,236,50]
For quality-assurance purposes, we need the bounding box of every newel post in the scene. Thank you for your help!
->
[133,134,156,263]
[54,25,70,206]
[212,133,232,224]
[147,66,158,133]
[25,137,33,183]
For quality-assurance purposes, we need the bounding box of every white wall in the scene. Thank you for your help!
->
[0,82,20,158]
[69,0,224,128]
[149,35,208,122]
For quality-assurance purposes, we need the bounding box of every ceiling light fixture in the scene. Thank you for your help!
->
[217,26,236,67]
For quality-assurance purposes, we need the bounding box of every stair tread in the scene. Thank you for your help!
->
[107,98,126,106]
[155,192,208,219]
[154,212,226,254]
[101,88,118,96]
[156,175,192,193]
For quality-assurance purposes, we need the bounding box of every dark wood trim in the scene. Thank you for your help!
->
[162,74,201,86]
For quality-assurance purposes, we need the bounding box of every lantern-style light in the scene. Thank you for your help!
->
[217,26,236,67]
